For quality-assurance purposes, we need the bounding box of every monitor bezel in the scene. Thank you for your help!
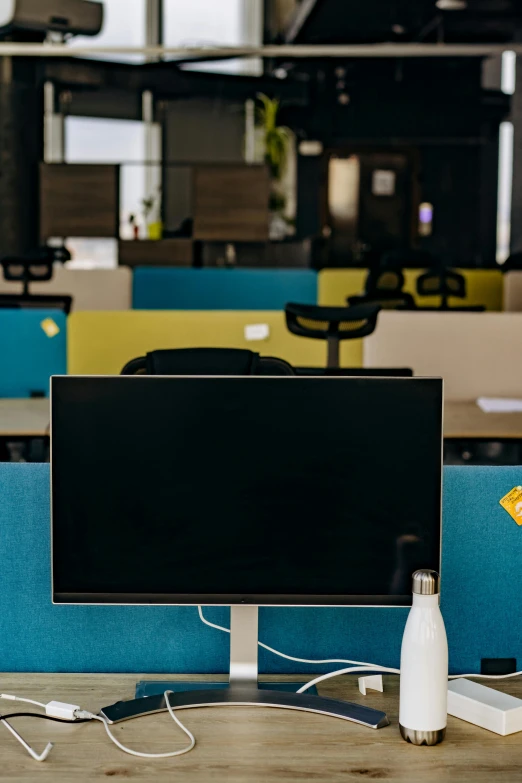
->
[50,375,444,608]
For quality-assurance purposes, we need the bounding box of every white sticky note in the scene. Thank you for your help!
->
[244,323,270,342]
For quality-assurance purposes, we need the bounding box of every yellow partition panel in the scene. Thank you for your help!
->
[318,269,368,307]
[68,311,365,374]
[319,268,503,311]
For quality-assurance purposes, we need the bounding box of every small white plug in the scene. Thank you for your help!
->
[45,701,81,721]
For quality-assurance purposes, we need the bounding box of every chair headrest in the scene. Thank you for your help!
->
[285,302,380,341]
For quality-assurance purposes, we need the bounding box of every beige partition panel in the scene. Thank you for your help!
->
[364,311,522,401]
[503,272,522,312]
[0,267,132,311]
[68,311,365,375]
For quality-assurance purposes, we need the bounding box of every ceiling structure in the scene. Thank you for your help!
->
[285,0,522,45]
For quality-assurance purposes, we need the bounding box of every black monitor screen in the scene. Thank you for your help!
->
[51,376,442,606]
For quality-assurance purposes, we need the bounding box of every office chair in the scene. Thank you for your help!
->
[121,348,295,377]
[348,267,416,310]
[0,254,72,314]
[416,267,485,312]
[285,302,380,370]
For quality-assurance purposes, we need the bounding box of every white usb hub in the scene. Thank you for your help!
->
[448,678,522,736]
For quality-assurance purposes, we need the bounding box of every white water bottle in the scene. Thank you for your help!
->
[399,569,448,746]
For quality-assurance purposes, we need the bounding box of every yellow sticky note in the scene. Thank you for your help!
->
[40,318,60,339]
[499,486,522,526]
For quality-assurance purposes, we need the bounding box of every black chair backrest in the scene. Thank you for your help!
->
[0,254,72,313]
[121,348,295,377]
[366,267,405,295]
[285,302,380,342]
[416,268,466,301]
[285,302,381,369]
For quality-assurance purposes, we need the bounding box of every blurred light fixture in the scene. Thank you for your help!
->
[392,24,406,34]
[273,67,288,80]
[419,202,434,237]
[299,140,324,156]
[338,93,350,105]
[436,0,467,9]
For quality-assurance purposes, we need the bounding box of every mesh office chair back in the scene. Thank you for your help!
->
[0,255,72,314]
[348,268,416,311]
[285,302,380,369]
[121,348,295,377]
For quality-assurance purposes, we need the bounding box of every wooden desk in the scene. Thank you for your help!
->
[445,401,522,440]
[0,399,49,438]
[0,399,521,442]
[1,673,521,782]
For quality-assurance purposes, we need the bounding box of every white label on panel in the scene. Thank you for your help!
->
[245,323,270,342]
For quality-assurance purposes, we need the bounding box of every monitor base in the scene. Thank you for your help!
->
[101,685,389,729]
[136,680,318,698]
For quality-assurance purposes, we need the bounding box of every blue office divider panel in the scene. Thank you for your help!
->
[0,310,66,398]
[132,268,318,310]
[0,464,520,674]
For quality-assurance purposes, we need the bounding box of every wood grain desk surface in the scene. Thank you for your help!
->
[0,399,50,437]
[1,398,522,441]
[444,401,522,440]
[1,673,521,782]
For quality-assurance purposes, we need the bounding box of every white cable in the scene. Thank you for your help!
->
[448,671,522,681]
[297,666,401,694]
[197,607,396,670]
[78,691,195,760]
[0,718,53,762]
[198,607,522,688]
[0,694,46,710]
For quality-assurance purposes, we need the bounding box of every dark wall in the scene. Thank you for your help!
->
[0,61,42,258]
[289,58,508,267]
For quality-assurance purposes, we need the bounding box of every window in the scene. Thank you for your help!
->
[497,122,514,265]
[496,50,516,264]
[163,0,262,76]
[64,117,158,268]
[68,0,147,63]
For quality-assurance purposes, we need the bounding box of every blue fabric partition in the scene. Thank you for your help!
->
[0,311,66,397]
[1,464,521,674]
[132,268,318,310]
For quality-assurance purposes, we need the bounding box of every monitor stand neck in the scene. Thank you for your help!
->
[230,605,259,687]
[112,605,390,729]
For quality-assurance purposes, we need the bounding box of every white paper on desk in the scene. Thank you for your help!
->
[477,397,522,413]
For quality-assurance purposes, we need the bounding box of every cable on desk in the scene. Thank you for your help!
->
[76,691,196,760]
[0,712,91,724]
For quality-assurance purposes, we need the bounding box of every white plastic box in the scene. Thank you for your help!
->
[448,678,522,736]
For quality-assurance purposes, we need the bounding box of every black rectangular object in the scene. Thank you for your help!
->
[51,376,442,607]
[481,658,517,675]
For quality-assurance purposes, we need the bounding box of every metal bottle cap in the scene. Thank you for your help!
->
[412,569,440,595]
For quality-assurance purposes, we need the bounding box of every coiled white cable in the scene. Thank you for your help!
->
[76,691,195,760]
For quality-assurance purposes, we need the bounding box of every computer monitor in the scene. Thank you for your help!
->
[51,375,442,728]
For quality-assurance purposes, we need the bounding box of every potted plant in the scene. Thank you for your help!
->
[257,93,292,240]
[141,186,163,240]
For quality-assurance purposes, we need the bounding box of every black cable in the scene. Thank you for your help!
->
[0,712,92,725]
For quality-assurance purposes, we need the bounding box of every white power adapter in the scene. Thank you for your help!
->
[448,679,522,736]
[45,701,81,721]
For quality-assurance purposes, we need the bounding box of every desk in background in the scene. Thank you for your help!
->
[0,399,50,462]
[1,673,520,782]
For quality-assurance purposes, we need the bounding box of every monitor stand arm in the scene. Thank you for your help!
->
[100,606,389,730]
